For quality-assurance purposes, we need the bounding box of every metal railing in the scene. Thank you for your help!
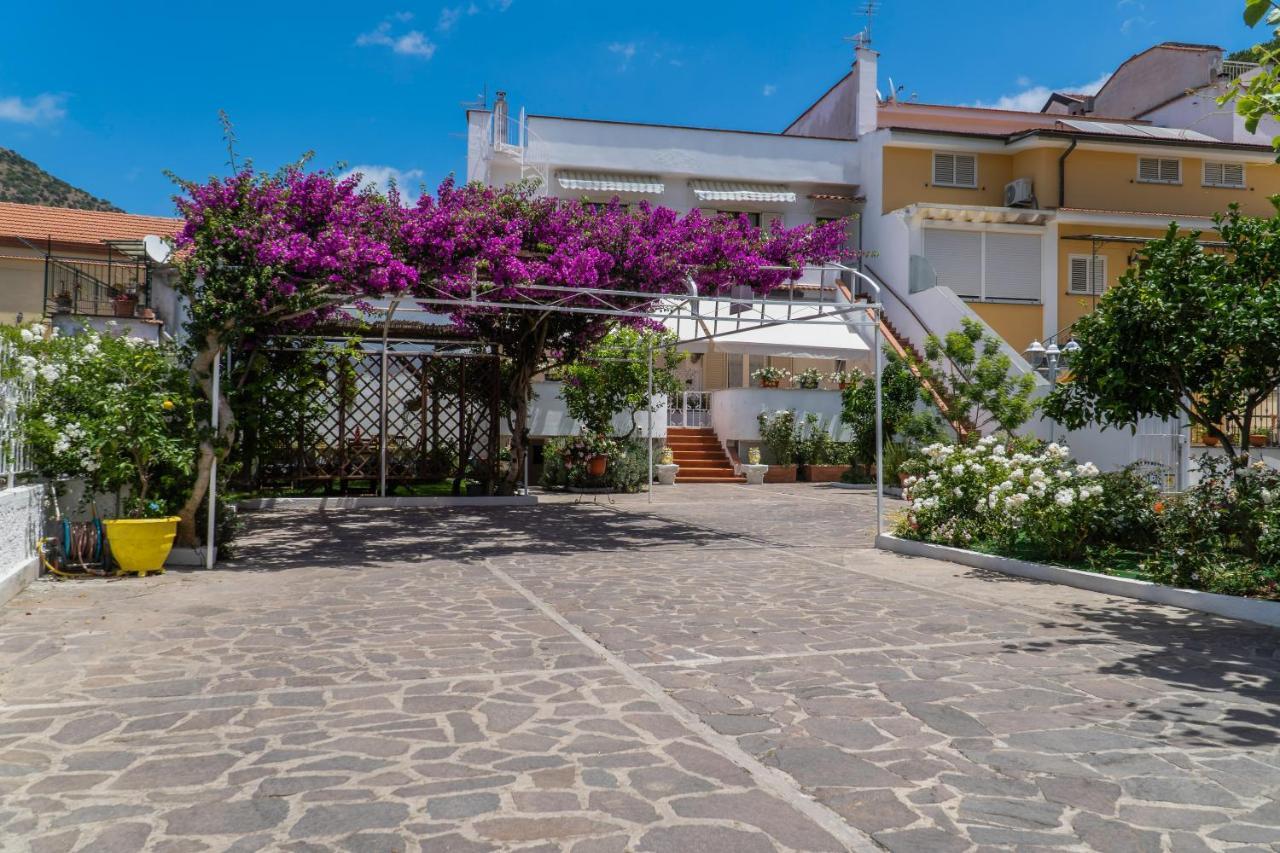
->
[0,341,33,488]
[45,254,150,318]
[1221,60,1259,84]
[667,391,711,428]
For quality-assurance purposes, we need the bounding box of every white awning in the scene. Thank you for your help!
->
[689,180,796,204]
[556,171,664,194]
[666,301,869,360]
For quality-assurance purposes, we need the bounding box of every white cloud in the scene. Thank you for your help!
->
[971,73,1111,112]
[392,10,414,21]
[762,84,778,97]
[609,41,638,70]
[341,165,425,201]
[438,4,481,32]
[0,93,66,124]
[357,20,436,58]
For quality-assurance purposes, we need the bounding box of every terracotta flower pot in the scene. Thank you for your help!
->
[1250,434,1269,448]
[587,455,608,477]
[1201,435,1220,447]
[760,379,779,389]
[113,297,138,318]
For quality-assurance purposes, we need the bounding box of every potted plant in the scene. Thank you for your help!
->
[112,289,139,318]
[830,368,862,391]
[655,445,679,485]
[757,409,798,482]
[742,445,768,484]
[751,365,789,389]
[1250,429,1270,448]
[7,324,196,575]
[54,291,73,313]
[794,367,824,390]
[1201,433,1221,447]
[796,413,847,481]
[563,433,617,480]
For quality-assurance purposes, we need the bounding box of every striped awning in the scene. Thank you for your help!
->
[556,171,665,194]
[688,180,796,204]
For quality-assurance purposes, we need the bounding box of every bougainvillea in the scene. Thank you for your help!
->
[171,164,851,532]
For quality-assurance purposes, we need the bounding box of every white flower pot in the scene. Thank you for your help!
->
[743,463,768,485]
[655,463,679,485]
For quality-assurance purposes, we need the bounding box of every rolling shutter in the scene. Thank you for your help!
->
[923,228,982,298]
[984,233,1041,302]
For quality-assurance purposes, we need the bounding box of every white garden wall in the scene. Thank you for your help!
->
[0,485,45,607]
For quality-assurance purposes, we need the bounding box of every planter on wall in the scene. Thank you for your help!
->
[801,464,848,482]
[763,464,798,483]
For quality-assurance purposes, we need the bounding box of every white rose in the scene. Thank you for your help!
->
[1054,488,1076,507]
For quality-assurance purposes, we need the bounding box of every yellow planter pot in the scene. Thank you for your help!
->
[103,517,180,577]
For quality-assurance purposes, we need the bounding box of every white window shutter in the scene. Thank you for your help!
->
[954,154,977,187]
[933,153,956,186]
[1138,158,1161,183]
[1203,161,1223,186]
[1203,161,1244,187]
[1159,159,1180,183]
[1069,256,1107,295]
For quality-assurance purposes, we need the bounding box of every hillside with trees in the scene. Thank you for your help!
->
[0,147,121,211]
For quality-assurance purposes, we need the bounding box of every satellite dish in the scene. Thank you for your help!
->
[143,234,172,264]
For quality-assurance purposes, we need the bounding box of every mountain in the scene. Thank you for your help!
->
[0,148,122,212]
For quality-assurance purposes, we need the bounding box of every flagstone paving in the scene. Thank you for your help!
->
[0,483,1278,851]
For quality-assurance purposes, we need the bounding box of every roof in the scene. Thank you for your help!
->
[0,202,180,252]
[877,101,1148,136]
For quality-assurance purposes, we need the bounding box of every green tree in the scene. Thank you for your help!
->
[841,350,943,470]
[906,318,1036,442]
[1044,207,1280,465]
[1228,1,1280,150]
[559,328,685,437]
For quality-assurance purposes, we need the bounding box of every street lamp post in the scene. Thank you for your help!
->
[1024,338,1080,443]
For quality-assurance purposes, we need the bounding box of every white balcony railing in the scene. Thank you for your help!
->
[1221,60,1260,84]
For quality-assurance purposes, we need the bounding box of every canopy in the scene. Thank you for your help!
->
[556,171,665,194]
[688,180,796,204]
[665,299,870,360]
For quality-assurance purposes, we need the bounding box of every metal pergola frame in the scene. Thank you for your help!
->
[205,263,887,567]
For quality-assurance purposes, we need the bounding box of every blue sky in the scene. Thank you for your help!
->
[0,0,1262,216]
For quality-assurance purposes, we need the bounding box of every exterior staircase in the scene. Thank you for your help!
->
[666,427,745,483]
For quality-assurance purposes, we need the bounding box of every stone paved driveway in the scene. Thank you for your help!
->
[1,483,1279,851]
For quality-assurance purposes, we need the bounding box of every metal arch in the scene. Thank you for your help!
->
[345,262,890,533]
[379,298,402,498]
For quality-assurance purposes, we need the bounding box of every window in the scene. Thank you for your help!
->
[1068,255,1107,295]
[747,355,768,387]
[922,228,1041,303]
[718,211,762,227]
[1137,157,1181,184]
[726,353,744,388]
[1203,161,1245,188]
[932,153,978,188]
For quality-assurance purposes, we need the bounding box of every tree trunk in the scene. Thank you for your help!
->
[501,321,548,494]
[176,330,236,547]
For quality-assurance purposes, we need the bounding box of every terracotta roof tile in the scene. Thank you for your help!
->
[0,201,180,250]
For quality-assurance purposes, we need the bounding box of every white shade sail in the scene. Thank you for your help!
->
[665,300,869,360]
[556,171,665,194]
[688,180,796,204]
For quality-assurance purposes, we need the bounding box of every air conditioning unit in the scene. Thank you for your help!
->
[1004,178,1035,208]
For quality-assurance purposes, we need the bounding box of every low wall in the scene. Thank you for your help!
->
[709,388,851,441]
[517,381,668,440]
[0,485,45,607]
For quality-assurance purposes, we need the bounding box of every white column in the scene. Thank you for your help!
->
[1041,220,1059,341]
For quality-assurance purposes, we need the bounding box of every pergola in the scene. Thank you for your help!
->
[203,263,890,567]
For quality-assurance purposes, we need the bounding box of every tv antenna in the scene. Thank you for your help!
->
[460,83,488,111]
[860,1,879,46]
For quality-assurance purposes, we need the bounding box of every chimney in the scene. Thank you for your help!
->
[493,91,508,145]
[851,45,879,137]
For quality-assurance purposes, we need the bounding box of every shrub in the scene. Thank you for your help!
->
[794,367,824,389]
[898,437,1130,563]
[757,410,798,464]
[795,413,849,466]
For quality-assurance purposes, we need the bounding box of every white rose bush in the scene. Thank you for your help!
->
[0,323,197,517]
[898,436,1136,564]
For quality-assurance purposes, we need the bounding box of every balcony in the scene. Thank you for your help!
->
[43,249,152,320]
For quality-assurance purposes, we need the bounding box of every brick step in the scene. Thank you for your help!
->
[676,475,747,483]
[676,467,738,477]
[670,453,730,463]
[667,444,724,452]
[667,427,715,435]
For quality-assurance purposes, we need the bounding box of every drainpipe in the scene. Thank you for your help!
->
[1057,138,1078,209]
